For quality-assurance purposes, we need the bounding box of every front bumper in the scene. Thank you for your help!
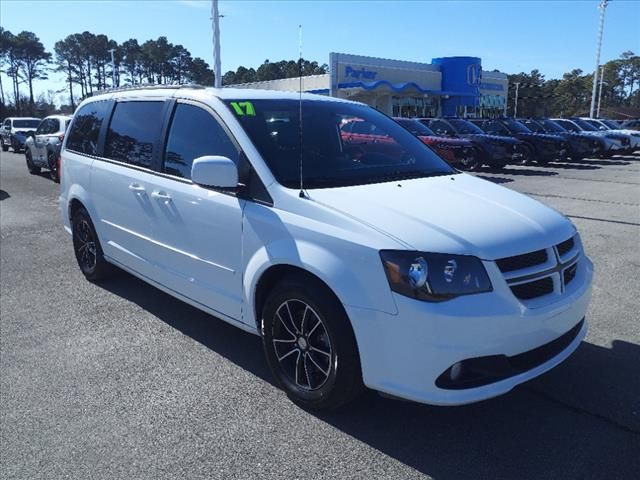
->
[346,254,593,405]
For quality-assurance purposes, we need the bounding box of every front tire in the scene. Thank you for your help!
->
[261,275,364,410]
[1,139,8,152]
[458,148,480,171]
[72,206,113,281]
[25,150,41,174]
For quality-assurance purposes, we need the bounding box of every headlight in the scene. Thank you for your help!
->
[380,251,492,302]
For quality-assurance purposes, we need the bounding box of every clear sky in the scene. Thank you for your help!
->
[1,0,639,102]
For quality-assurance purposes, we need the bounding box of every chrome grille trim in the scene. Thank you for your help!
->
[497,235,581,301]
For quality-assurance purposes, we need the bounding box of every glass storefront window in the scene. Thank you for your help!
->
[392,95,438,118]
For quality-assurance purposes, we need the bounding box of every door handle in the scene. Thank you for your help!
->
[128,183,145,193]
[151,191,172,202]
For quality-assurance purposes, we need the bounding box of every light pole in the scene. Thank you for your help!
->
[590,0,608,118]
[211,0,222,88]
[513,82,520,118]
[108,48,116,88]
[597,65,606,117]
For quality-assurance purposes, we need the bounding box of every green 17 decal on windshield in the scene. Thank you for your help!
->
[230,101,256,116]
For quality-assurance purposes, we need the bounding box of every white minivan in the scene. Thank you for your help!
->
[60,86,593,409]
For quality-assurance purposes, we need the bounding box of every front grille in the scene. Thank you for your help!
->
[564,263,578,285]
[496,249,547,273]
[510,277,554,300]
[557,237,575,256]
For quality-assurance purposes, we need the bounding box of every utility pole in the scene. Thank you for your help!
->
[590,0,608,118]
[108,48,116,88]
[513,82,520,118]
[211,0,222,88]
[597,64,605,117]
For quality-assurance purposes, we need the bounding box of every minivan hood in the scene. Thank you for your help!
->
[309,173,574,260]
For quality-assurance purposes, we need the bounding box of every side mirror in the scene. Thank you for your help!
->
[191,155,238,189]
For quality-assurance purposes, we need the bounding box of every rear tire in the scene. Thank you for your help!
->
[71,206,113,281]
[25,150,41,174]
[48,151,59,183]
[261,275,364,410]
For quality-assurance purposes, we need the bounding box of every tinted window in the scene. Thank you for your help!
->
[13,119,40,128]
[521,119,545,133]
[38,118,59,135]
[448,119,485,134]
[397,119,435,136]
[67,102,110,155]
[163,104,238,179]
[482,121,508,135]
[542,120,568,133]
[554,120,579,132]
[226,99,454,189]
[35,119,48,134]
[428,120,455,135]
[105,101,164,167]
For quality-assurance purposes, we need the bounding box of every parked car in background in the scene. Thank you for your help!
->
[394,117,478,170]
[420,118,525,170]
[551,118,627,157]
[24,115,72,182]
[621,119,640,131]
[470,118,567,165]
[519,118,603,161]
[60,86,593,409]
[1,117,41,153]
[577,118,640,154]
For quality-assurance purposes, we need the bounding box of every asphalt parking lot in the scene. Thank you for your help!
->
[1,149,639,479]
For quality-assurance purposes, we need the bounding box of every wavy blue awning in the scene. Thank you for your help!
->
[336,80,477,97]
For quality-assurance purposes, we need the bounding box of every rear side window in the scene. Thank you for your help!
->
[66,102,109,155]
[163,103,238,179]
[105,101,164,168]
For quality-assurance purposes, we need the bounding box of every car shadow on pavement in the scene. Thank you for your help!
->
[494,167,559,176]
[544,161,602,170]
[475,175,514,185]
[0,189,10,201]
[98,270,640,480]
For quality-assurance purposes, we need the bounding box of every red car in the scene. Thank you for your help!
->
[394,118,478,170]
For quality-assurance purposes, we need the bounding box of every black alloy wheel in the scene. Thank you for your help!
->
[262,275,363,410]
[72,207,112,281]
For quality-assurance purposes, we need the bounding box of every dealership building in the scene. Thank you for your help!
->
[230,52,508,118]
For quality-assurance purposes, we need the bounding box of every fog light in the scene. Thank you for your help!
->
[450,362,463,381]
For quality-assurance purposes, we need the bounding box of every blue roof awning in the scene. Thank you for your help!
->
[335,80,478,97]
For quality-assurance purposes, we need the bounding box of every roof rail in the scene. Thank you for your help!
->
[86,83,207,98]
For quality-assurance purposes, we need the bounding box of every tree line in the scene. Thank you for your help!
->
[0,29,328,118]
[0,28,638,119]
[505,51,640,118]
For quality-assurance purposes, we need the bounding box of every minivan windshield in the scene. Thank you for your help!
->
[226,99,455,189]
[13,119,40,128]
